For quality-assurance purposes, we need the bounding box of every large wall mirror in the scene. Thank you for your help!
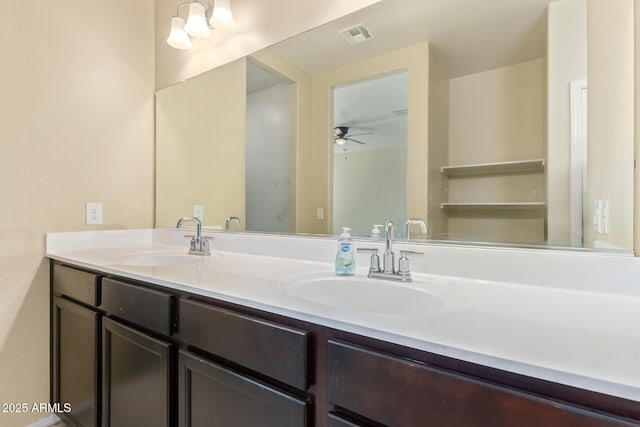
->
[156,0,635,252]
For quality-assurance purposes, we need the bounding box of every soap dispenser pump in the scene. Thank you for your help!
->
[335,227,355,276]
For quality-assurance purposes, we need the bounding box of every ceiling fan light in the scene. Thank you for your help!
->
[336,137,347,145]
[185,2,211,38]
[166,16,193,50]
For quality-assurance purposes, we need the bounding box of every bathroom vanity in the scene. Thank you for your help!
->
[47,229,640,426]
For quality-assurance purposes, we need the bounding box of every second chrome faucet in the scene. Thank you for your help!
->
[358,220,422,282]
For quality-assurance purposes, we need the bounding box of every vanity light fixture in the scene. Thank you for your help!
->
[166,0,236,50]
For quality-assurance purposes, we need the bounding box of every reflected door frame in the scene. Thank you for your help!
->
[569,79,588,246]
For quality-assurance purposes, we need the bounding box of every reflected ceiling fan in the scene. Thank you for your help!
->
[333,126,372,145]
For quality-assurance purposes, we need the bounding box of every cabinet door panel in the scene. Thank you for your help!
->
[53,297,99,427]
[102,318,172,427]
[178,350,308,427]
[328,412,366,427]
[328,340,637,427]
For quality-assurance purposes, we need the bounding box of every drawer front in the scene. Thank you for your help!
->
[178,350,308,427]
[53,264,100,307]
[179,299,309,390]
[328,340,637,427]
[101,278,173,336]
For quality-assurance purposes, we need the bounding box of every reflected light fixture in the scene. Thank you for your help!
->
[166,0,237,50]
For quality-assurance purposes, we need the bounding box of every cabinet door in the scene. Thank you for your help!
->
[102,318,172,427]
[178,350,308,427]
[52,297,100,427]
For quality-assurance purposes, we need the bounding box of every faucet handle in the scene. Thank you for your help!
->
[398,250,423,277]
[357,248,381,273]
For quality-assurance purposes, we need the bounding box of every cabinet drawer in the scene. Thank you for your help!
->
[328,340,637,427]
[179,350,308,427]
[101,278,173,336]
[53,264,100,307]
[179,299,309,390]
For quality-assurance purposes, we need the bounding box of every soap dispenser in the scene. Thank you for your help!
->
[335,227,355,276]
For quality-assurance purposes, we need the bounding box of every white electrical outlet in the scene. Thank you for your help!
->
[601,200,609,235]
[193,205,204,221]
[316,208,324,220]
[592,200,601,233]
[86,202,103,225]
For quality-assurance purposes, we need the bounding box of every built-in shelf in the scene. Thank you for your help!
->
[441,202,546,211]
[441,159,545,176]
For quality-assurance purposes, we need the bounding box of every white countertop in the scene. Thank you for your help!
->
[46,228,640,402]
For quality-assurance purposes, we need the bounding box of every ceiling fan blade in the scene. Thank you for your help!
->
[346,132,373,137]
[348,137,366,144]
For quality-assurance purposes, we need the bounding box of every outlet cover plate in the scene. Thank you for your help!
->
[86,202,103,225]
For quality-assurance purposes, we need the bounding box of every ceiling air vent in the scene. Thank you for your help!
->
[339,23,373,45]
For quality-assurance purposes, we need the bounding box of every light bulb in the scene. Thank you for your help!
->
[336,138,347,145]
[184,2,211,38]
[210,0,237,30]
[166,16,192,50]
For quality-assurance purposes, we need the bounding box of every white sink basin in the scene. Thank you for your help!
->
[109,251,208,267]
[277,273,443,315]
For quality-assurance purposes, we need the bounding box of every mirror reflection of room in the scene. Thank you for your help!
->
[332,72,408,238]
[155,0,634,252]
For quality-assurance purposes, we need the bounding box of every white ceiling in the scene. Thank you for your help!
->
[272,0,553,78]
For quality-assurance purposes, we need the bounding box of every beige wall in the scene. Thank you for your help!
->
[446,59,546,244]
[155,0,381,89]
[546,0,588,246]
[427,51,450,239]
[309,42,430,234]
[0,0,155,425]
[586,0,635,250]
[156,59,246,229]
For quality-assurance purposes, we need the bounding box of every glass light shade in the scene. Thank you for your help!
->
[166,16,192,50]
[210,0,237,30]
[336,138,347,145]
[184,2,211,38]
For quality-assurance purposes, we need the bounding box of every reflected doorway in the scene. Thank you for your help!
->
[245,60,293,232]
[332,71,408,237]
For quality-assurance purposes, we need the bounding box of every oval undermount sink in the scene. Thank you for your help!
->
[109,252,208,267]
[277,273,443,315]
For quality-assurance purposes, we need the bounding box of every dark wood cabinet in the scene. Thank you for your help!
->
[328,339,638,427]
[178,350,309,427]
[51,261,640,427]
[52,296,100,427]
[102,317,172,427]
[178,298,310,390]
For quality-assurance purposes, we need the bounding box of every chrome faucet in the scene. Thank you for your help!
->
[383,220,396,273]
[225,216,241,232]
[176,217,210,256]
[358,220,422,282]
[405,218,429,239]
